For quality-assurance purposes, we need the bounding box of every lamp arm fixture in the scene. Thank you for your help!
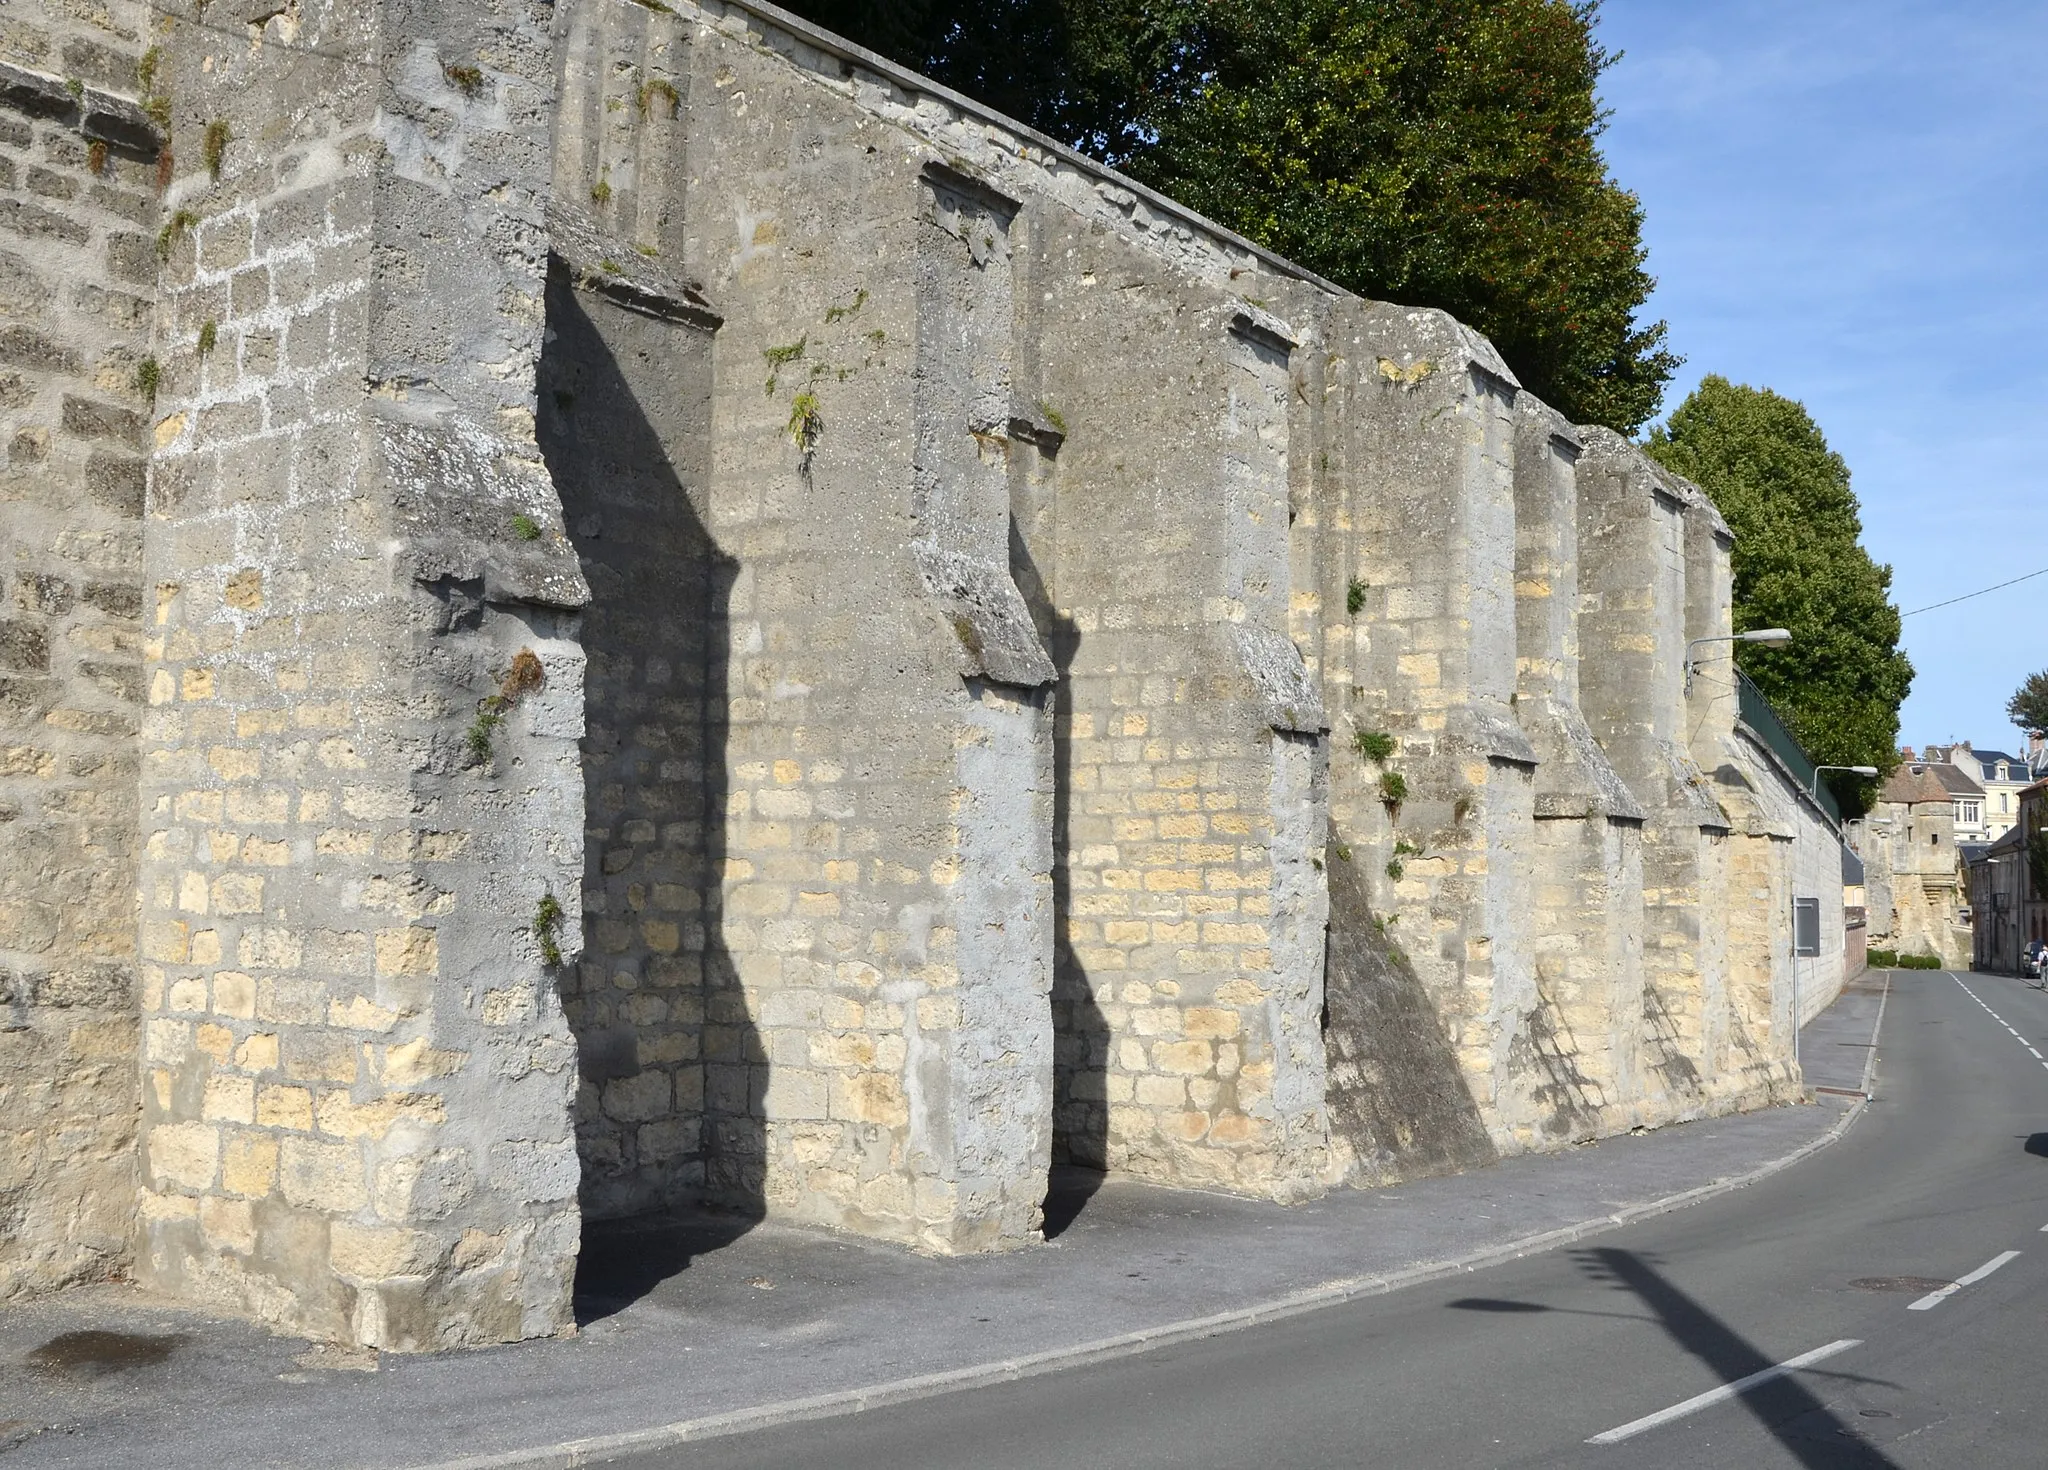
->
[1683,629,1792,694]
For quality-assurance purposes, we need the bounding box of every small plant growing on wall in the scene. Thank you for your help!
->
[156,208,199,262]
[1379,770,1408,808]
[762,337,806,396]
[466,704,505,766]
[1385,837,1423,883]
[86,140,108,175]
[197,320,218,357]
[787,389,823,456]
[443,62,485,97]
[823,287,869,324]
[638,78,681,119]
[202,119,230,179]
[1347,577,1368,615]
[134,357,161,404]
[1354,729,1396,764]
[533,892,565,966]
[466,649,547,768]
[510,513,542,541]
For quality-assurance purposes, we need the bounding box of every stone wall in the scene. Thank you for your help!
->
[0,0,1822,1348]
[132,0,586,1349]
[0,2,158,1302]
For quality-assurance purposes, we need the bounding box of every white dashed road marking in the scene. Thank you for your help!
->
[1950,974,2048,1073]
[1586,1340,1864,1445]
[1908,1250,2022,1311]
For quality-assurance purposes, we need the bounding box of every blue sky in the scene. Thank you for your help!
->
[1594,0,2048,758]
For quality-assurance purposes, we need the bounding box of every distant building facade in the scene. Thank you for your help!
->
[1853,757,1972,967]
[1967,774,2048,973]
[1967,823,2026,973]
[1924,741,2037,841]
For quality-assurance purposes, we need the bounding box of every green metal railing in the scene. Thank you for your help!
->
[1736,668,1842,824]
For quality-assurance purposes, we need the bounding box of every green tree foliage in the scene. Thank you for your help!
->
[1647,377,1913,813]
[2006,669,2048,736]
[781,0,1677,432]
[1129,0,1675,433]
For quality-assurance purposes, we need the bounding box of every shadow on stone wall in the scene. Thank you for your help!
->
[1009,518,1107,1224]
[1506,997,1606,1142]
[1322,826,1498,1185]
[536,269,764,1312]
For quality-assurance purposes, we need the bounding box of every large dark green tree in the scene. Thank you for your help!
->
[1646,377,1913,813]
[782,0,1677,432]
[2007,670,2048,737]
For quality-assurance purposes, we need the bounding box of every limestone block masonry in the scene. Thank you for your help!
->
[0,0,1839,1347]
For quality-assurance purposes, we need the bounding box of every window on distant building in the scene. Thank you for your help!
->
[1997,763,2010,780]
[1957,800,1980,825]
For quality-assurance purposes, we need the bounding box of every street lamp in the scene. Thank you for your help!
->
[1811,764,1879,798]
[1685,627,1791,693]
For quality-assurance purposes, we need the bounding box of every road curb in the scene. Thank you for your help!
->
[401,989,1889,1470]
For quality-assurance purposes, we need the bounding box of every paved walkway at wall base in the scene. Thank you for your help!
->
[0,976,1890,1470]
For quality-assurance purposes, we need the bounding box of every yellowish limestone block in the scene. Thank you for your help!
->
[200,1195,257,1253]
[330,996,401,1032]
[331,1222,443,1279]
[213,971,256,1019]
[149,1122,221,1191]
[236,1032,280,1070]
[830,1072,908,1127]
[256,1083,315,1131]
[374,927,439,977]
[202,1075,256,1124]
[278,1137,369,1213]
[315,1091,447,1141]
[1153,1040,1214,1074]
[221,1133,280,1197]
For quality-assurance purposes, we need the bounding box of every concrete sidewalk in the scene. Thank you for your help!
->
[0,974,1890,1470]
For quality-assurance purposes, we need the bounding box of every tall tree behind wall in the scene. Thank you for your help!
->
[1647,376,1914,815]
[781,0,1677,433]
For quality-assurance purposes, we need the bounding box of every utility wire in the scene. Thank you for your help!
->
[1901,564,2048,617]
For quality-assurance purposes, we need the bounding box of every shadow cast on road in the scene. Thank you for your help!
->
[1447,1251,1906,1466]
[1571,1247,1904,1468]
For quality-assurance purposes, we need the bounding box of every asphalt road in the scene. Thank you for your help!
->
[635,969,2048,1469]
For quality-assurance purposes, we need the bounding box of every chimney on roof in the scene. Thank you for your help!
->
[1961,740,1973,753]
[1901,746,1916,760]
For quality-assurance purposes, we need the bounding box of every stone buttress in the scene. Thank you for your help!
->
[546,0,1059,1253]
[135,0,587,1348]
[1681,495,1799,1104]
[1509,396,1650,1136]
[1575,430,1735,1119]
[1319,301,1549,1158]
